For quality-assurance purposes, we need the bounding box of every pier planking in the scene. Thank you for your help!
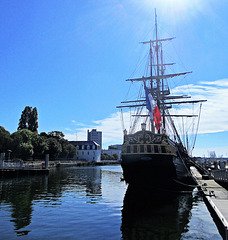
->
[191,167,228,239]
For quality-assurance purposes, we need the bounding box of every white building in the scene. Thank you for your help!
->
[70,141,101,162]
[87,129,102,149]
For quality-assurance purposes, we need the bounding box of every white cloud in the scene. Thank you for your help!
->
[65,113,125,148]
[200,79,228,87]
[71,120,87,127]
[65,131,87,142]
[172,79,228,134]
[64,128,73,132]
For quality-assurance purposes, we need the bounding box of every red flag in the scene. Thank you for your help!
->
[153,106,161,130]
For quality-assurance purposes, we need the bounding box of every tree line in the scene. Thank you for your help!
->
[0,106,76,160]
[101,153,118,160]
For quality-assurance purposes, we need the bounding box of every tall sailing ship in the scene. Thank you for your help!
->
[117,12,206,192]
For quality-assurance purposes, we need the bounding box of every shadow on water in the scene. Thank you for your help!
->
[121,186,193,240]
[0,167,102,236]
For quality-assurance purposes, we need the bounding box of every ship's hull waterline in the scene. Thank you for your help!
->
[121,150,196,192]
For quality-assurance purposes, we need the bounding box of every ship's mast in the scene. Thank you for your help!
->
[155,9,161,133]
[155,9,159,81]
[161,47,166,130]
[116,9,207,146]
[149,41,155,133]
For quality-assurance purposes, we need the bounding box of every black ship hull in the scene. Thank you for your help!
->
[120,128,196,192]
[121,152,196,192]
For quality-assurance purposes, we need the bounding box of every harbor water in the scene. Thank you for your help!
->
[0,165,223,239]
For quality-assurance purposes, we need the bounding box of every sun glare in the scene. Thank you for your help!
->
[164,0,196,11]
[142,0,204,20]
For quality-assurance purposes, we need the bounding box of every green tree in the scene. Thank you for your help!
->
[32,134,48,158]
[60,142,69,158]
[112,153,118,160]
[18,106,32,130]
[65,144,77,158]
[28,107,38,133]
[12,129,35,143]
[101,153,109,160]
[19,142,34,160]
[101,153,116,160]
[0,126,12,155]
[47,138,62,159]
[18,106,38,132]
[47,131,65,141]
[40,131,76,159]
[11,129,35,158]
[40,132,48,138]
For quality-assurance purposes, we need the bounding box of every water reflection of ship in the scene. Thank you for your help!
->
[121,186,193,240]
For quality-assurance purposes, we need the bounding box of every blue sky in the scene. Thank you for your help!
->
[1,0,228,157]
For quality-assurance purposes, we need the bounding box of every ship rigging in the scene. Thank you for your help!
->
[117,10,206,155]
[117,10,206,191]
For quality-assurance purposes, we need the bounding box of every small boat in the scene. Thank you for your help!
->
[117,10,206,192]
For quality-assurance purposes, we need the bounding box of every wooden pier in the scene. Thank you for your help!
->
[191,167,228,239]
[0,168,49,177]
[0,153,49,177]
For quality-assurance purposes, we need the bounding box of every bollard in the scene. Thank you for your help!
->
[45,154,49,169]
[214,161,218,170]
[0,153,5,169]
[220,161,226,170]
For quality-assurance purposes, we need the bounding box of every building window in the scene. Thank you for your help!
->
[82,151,84,155]
[88,151,89,155]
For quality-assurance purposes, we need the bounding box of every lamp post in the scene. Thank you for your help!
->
[7,150,12,160]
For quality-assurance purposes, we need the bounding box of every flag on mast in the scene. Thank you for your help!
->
[144,84,156,120]
[153,106,161,130]
[144,83,161,130]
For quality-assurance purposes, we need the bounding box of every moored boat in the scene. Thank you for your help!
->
[117,11,206,192]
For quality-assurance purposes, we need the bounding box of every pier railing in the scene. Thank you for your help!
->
[2,160,23,169]
[211,169,228,183]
